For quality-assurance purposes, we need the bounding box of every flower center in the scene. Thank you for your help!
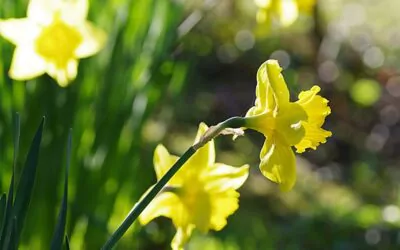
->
[35,13,82,68]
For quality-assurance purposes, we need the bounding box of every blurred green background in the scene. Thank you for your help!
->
[1,0,400,249]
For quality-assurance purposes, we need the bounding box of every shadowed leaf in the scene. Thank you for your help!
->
[50,129,72,250]
[13,117,45,245]
[0,114,20,249]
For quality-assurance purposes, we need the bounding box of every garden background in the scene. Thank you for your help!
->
[1,0,400,249]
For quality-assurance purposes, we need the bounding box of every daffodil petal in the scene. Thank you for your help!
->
[0,19,39,45]
[153,144,182,184]
[204,163,249,192]
[276,102,307,146]
[138,192,180,225]
[209,189,240,231]
[186,123,215,169]
[9,46,46,80]
[61,0,89,25]
[27,0,61,25]
[259,140,296,192]
[75,21,106,58]
[265,59,290,107]
[246,59,291,117]
[46,59,78,87]
[171,225,194,250]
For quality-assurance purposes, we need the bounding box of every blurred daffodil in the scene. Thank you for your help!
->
[254,0,316,27]
[139,123,249,250]
[0,0,106,87]
[244,60,331,191]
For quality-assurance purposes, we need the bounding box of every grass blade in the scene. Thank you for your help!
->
[65,235,70,250]
[0,114,20,249]
[50,129,72,250]
[0,193,6,237]
[13,117,45,245]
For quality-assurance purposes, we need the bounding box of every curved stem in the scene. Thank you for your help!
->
[101,117,245,249]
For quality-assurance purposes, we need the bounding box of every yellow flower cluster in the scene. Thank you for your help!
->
[0,0,105,87]
[140,60,331,249]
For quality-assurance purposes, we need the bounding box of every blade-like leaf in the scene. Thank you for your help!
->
[50,129,72,250]
[0,114,20,249]
[0,170,15,250]
[0,193,6,235]
[7,217,17,250]
[13,117,45,245]
[65,235,70,250]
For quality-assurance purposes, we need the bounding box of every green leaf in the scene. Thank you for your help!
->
[0,193,6,234]
[50,129,72,250]
[8,217,17,250]
[0,170,15,249]
[0,114,20,249]
[65,235,70,250]
[13,117,45,245]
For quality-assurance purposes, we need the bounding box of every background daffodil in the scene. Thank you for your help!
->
[244,60,331,191]
[254,0,316,27]
[0,0,106,87]
[139,123,249,250]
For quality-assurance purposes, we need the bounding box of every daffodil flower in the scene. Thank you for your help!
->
[139,123,249,250]
[244,60,331,191]
[0,0,106,86]
[254,0,316,27]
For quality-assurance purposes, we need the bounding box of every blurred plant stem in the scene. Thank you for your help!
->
[101,116,245,249]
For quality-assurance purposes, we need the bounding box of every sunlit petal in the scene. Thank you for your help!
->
[61,0,89,25]
[75,21,106,58]
[27,0,61,25]
[259,138,296,192]
[186,123,215,169]
[9,46,46,80]
[171,225,194,250]
[204,163,249,192]
[153,144,182,184]
[138,192,180,225]
[0,19,39,45]
[46,59,78,87]
[209,189,240,231]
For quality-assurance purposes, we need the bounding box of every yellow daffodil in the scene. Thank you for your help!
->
[244,60,331,191]
[254,0,316,27]
[139,123,249,250]
[0,0,106,87]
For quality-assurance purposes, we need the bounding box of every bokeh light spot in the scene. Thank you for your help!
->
[365,228,381,245]
[318,60,339,83]
[270,50,290,69]
[363,46,385,69]
[382,205,400,223]
[350,78,381,106]
[235,30,255,51]
[386,76,400,97]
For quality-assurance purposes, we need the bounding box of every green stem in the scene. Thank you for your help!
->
[101,117,245,249]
